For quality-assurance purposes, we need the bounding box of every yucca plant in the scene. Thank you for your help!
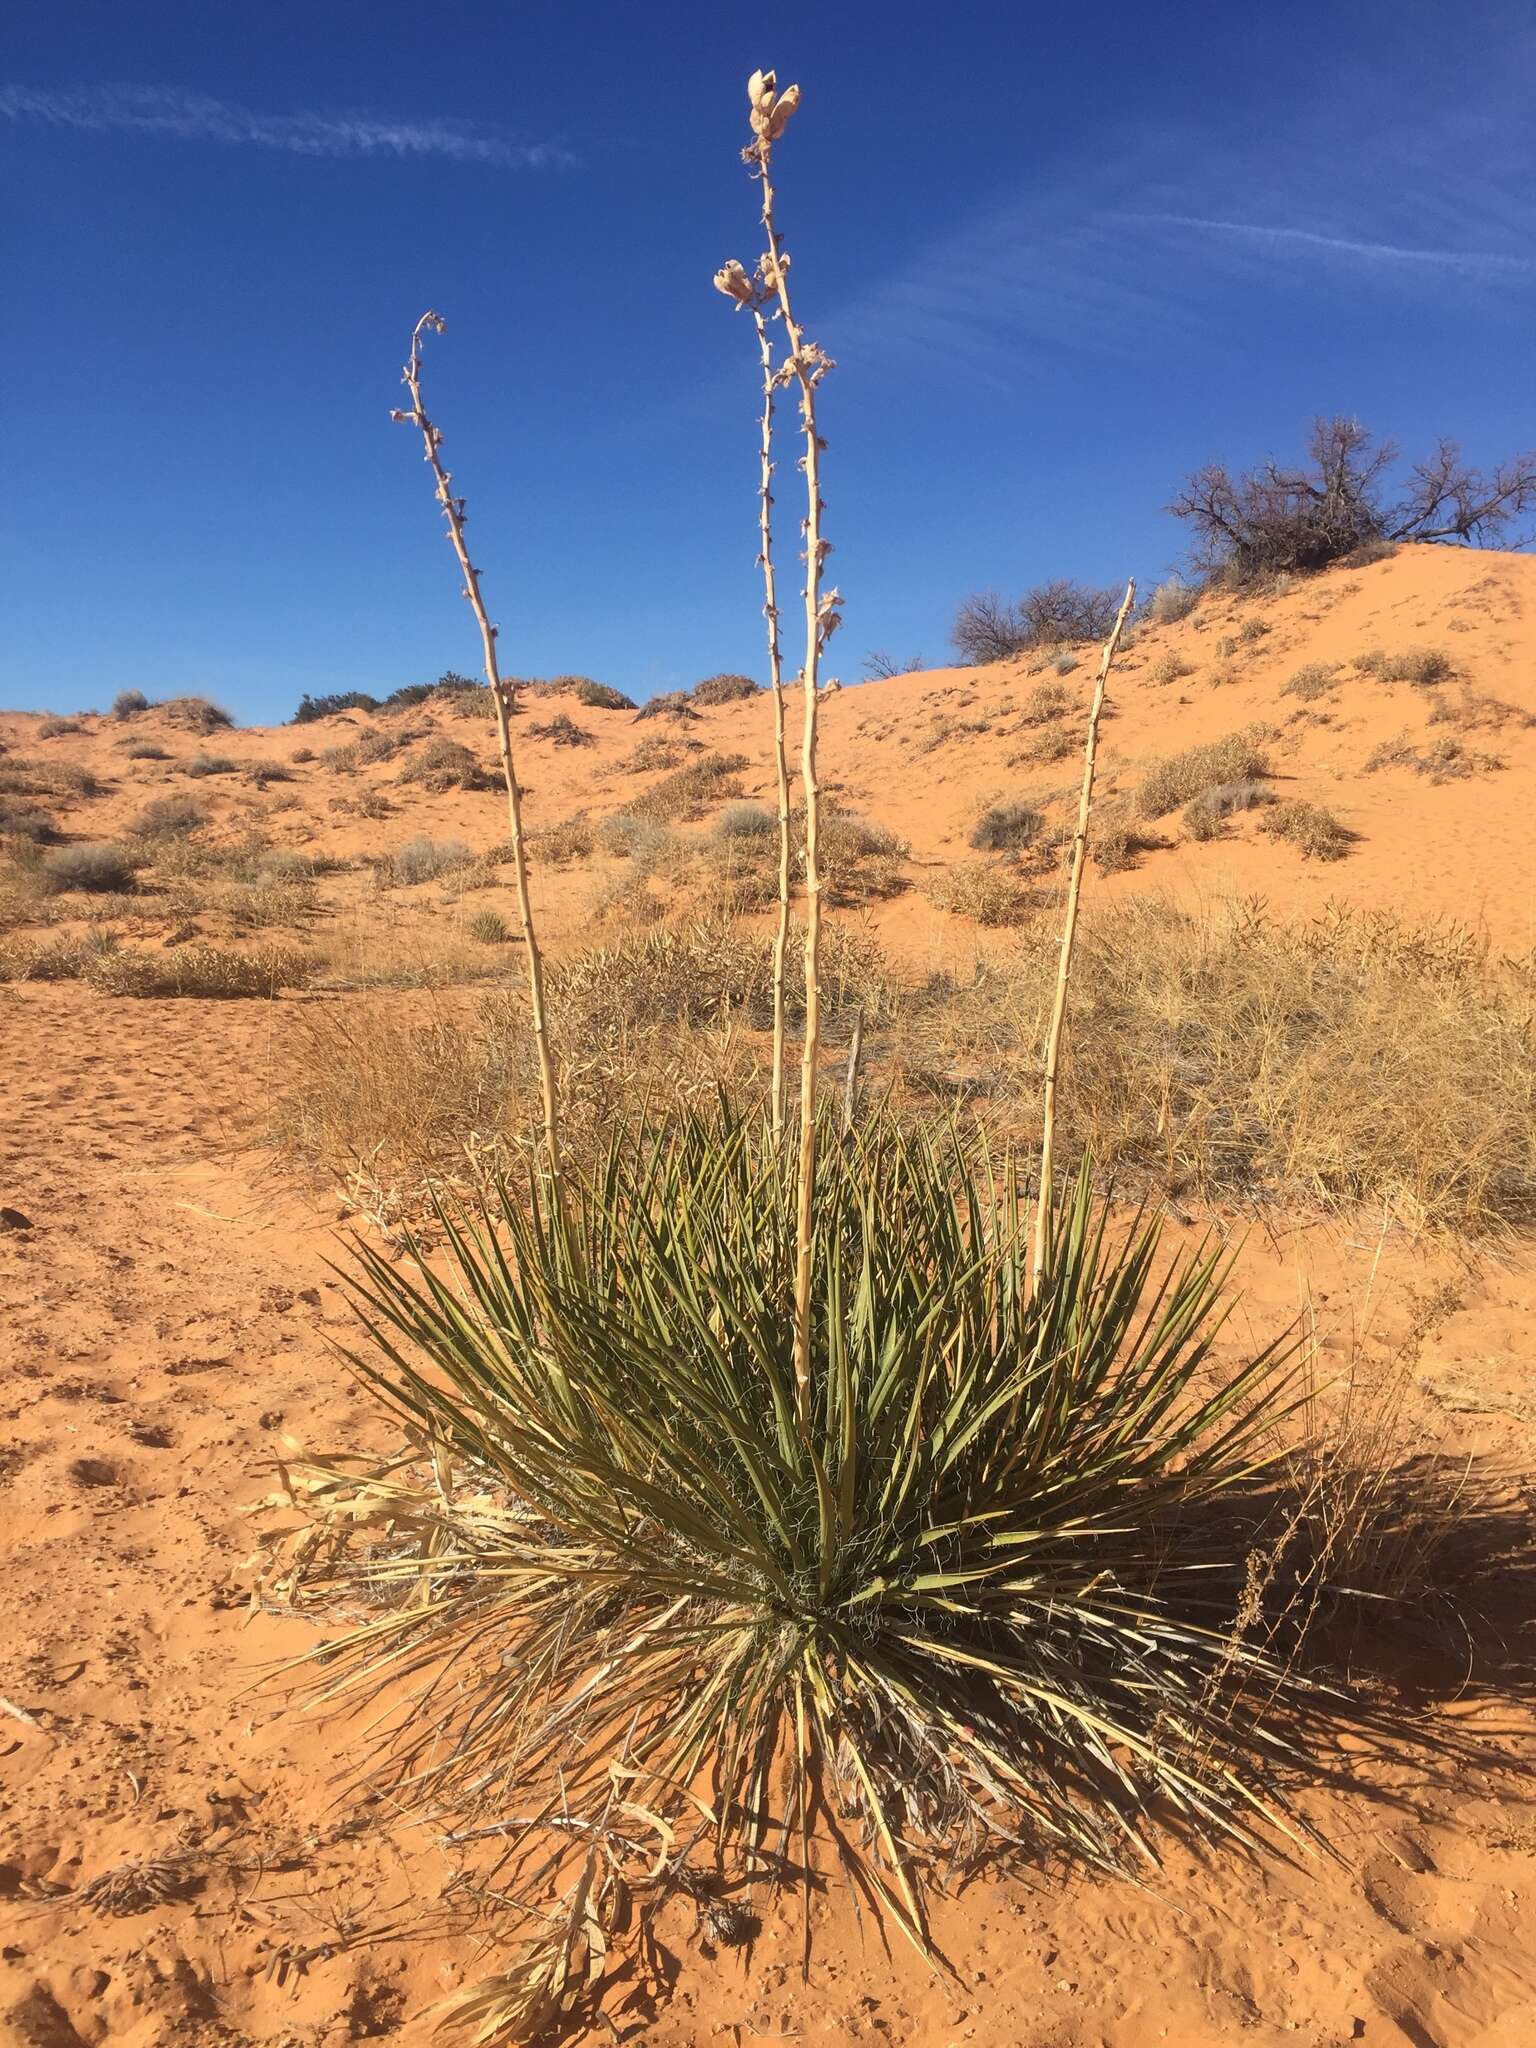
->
[267,1100,1345,1975]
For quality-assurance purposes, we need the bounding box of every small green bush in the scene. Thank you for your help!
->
[292,690,382,723]
[466,908,511,945]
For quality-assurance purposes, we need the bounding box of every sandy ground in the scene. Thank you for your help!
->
[2,544,1535,2043]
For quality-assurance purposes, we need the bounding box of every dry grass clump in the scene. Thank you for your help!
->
[810,813,908,905]
[159,695,233,735]
[1147,578,1200,624]
[1052,652,1080,676]
[1092,817,1161,872]
[124,741,171,761]
[621,750,749,823]
[1016,679,1074,726]
[620,735,694,774]
[112,689,150,718]
[0,758,101,800]
[398,736,489,792]
[322,730,396,772]
[527,712,593,747]
[0,802,58,844]
[891,896,1535,1231]
[39,842,143,894]
[1237,617,1270,644]
[87,941,311,998]
[634,690,700,723]
[1366,734,1504,782]
[1258,800,1351,861]
[184,752,237,777]
[1356,646,1455,686]
[1009,723,1076,768]
[1137,731,1271,818]
[1427,687,1535,733]
[928,859,1034,926]
[691,672,759,706]
[715,799,777,840]
[383,836,474,887]
[1182,778,1274,840]
[970,800,1042,852]
[563,678,635,711]
[38,716,84,739]
[1148,653,1194,686]
[132,793,207,839]
[1282,663,1337,702]
[245,757,294,784]
[530,815,595,867]
[0,930,120,983]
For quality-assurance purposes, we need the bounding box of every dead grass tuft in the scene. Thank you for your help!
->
[1137,731,1272,818]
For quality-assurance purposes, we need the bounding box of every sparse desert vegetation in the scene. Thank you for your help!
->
[5,42,1536,2048]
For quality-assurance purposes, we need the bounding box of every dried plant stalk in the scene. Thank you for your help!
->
[1031,577,1136,1288]
[392,313,563,1198]
[745,68,840,1413]
[751,308,793,1139]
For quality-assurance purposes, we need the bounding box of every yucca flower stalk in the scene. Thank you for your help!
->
[391,312,564,1203]
[265,1102,1350,1968]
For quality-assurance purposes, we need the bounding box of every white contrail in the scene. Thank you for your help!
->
[1120,211,1531,277]
[0,82,568,168]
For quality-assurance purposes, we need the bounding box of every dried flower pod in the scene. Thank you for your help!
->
[713,260,755,307]
[746,68,800,141]
[765,83,800,140]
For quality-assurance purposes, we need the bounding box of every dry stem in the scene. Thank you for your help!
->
[1031,577,1136,1287]
[745,70,839,1416]
[751,306,794,1140]
[392,312,564,1200]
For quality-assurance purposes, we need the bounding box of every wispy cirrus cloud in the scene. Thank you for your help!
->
[0,82,569,169]
[1117,212,1534,280]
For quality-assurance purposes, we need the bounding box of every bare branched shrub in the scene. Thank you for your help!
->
[1172,416,1536,584]
[862,650,925,680]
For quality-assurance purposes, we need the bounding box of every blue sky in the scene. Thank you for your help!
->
[4,0,1534,721]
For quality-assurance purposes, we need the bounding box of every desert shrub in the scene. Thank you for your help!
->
[1137,732,1272,818]
[291,747,315,764]
[1052,653,1081,677]
[597,814,676,868]
[322,729,396,772]
[530,816,596,867]
[1147,578,1199,624]
[0,759,100,800]
[125,742,171,761]
[621,735,692,774]
[466,908,510,945]
[39,842,143,894]
[1282,663,1337,702]
[38,716,83,739]
[715,800,777,840]
[132,793,206,838]
[622,751,749,823]
[112,690,150,718]
[810,812,909,904]
[634,690,701,723]
[385,836,474,887]
[185,753,237,777]
[1016,679,1074,726]
[953,580,1122,664]
[0,803,58,844]
[928,859,1034,926]
[568,679,635,711]
[160,696,233,734]
[1148,653,1194,687]
[87,942,310,998]
[528,712,593,747]
[1182,779,1274,841]
[292,690,382,723]
[265,1106,1364,1974]
[691,672,759,706]
[1171,417,1536,584]
[1259,801,1351,861]
[1374,647,1454,687]
[1010,724,1076,768]
[0,931,119,983]
[246,757,294,784]
[1093,820,1159,872]
[970,800,1043,852]
[398,737,488,792]
[1237,617,1269,644]
[1427,688,1534,733]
